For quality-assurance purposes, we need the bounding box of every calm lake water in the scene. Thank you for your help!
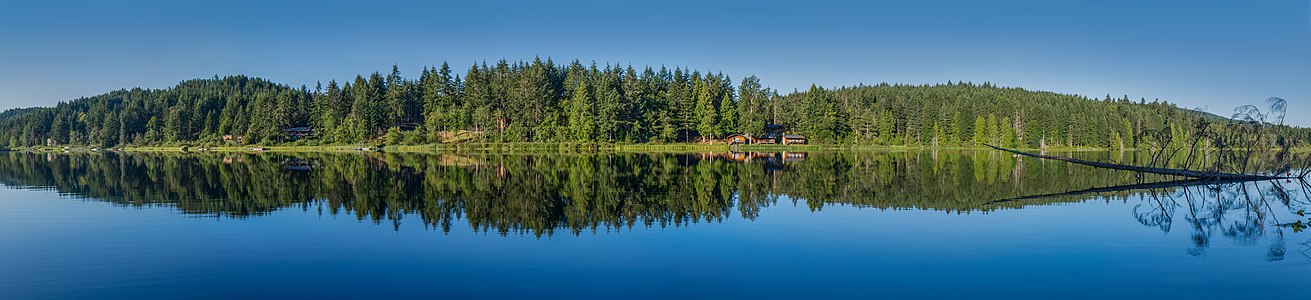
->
[0,150,1308,299]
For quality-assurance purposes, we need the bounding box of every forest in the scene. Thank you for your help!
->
[0,58,1307,148]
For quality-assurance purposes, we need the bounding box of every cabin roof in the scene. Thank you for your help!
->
[782,134,806,139]
[285,127,313,132]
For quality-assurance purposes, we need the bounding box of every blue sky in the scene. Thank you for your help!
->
[1,0,1308,125]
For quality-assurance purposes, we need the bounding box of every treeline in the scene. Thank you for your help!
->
[0,58,1307,148]
[773,84,1311,148]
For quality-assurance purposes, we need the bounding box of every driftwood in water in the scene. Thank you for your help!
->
[986,178,1249,205]
[983,144,1289,180]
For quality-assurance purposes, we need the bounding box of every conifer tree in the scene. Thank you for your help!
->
[567,80,594,141]
[972,115,988,145]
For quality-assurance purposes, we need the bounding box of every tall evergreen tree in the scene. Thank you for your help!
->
[567,80,594,141]
[693,76,719,141]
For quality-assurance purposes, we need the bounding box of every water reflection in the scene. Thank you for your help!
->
[0,150,1307,256]
[1133,181,1311,258]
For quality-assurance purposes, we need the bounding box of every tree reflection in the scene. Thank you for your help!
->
[0,150,1306,258]
[1133,192,1174,233]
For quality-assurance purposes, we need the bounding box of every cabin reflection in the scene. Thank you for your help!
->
[700,151,808,171]
[281,158,317,172]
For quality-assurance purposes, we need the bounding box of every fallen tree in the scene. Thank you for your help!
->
[982,98,1311,208]
[985,178,1248,205]
[982,144,1294,181]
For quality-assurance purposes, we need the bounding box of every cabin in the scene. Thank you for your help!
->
[756,124,786,144]
[223,135,245,143]
[284,127,316,140]
[725,134,751,145]
[720,124,808,145]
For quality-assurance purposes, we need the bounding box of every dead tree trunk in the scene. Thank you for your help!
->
[983,144,1291,180]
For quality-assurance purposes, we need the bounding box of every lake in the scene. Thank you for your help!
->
[0,150,1308,299]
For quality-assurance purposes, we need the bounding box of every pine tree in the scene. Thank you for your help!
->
[385,65,406,125]
[737,76,766,135]
[1001,117,1017,148]
[718,93,737,136]
[593,66,623,142]
[931,121,943,146]
[946,111,961,146]
[694,77,719,141]
[567,80,594,141]
[986,113,1000,145]
[972,115,988,145]
[349,73,386,141]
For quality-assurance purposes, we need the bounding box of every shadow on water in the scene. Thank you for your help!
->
[0,150,1308,258]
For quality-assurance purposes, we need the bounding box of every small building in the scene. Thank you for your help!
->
[782,134,808,145]
[760,124,792,144]
[725,134,751,145]
[720,124,807,145]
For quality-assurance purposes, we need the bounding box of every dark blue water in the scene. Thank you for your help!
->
[0,151,1307,299]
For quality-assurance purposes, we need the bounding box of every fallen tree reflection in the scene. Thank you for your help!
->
[997,174,1311,260]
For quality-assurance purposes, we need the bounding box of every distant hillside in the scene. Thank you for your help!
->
[0,59,1306,148]
[769,83,1309,148]
[0,107,41,122]
[0,76,300,147]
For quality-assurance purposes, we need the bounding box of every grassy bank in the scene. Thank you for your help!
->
[23,145,377,153]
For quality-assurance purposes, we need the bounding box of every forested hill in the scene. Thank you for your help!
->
[0,58,1306,148]
[0,107,41,122]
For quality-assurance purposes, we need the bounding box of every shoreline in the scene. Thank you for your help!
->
[6,143,1253,154]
